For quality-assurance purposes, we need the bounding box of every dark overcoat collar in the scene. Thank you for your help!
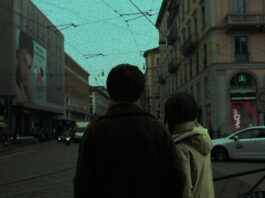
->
[98,102,156,119]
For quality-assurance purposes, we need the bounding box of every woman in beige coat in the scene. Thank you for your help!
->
[165,92,215,198]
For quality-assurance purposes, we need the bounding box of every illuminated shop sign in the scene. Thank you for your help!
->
[230,101,258,132]
[230,96,256,101]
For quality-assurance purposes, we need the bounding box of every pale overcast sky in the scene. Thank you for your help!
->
[32,0,162,86]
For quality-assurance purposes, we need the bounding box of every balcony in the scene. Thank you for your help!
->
[167,0,179,27]
[167,22,178,45]
[181,34,198,57]
[235,53,249,62]
[168,59,178,74]
[225,13,265,32]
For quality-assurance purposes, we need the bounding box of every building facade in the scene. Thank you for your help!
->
[0,0,65,138]
[64,54,90,122]
[156,0,265,137]
[143,48,161,118]
[89,86,110,121]
[155,0,175,119]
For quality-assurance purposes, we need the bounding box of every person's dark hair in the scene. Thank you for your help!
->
[106,64,145,102]
[18,31,34,58]
[164,92,198,131]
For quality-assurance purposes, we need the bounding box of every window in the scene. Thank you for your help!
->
[188,25,191,37]
[236,129,259,139]
[189,58,193,78]
[184,62,187,83]
[235,36,248,62]
[230,72,256,91]
[194,16,198,36]
[181,66,184,85]
[156,57,160,66]
[257,129,265,138]
[197,82,201,102]
[201,5,206,29]
[232,0,247,13]
[182,3,185,19]
[235,36,248,54]
[196,52,199,73]
[205,77,210,98]
[203,44,207,68]
[187,0,190,12]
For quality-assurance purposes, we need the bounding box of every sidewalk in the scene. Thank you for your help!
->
[0,136,37,157]
[213,170,264,198]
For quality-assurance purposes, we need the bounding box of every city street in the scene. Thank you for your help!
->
[0,141,79,198]
[212,161,265,198]
[0,141,264,198]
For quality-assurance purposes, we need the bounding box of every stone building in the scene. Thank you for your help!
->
[143,47,161,118]
[0,0,64,137]
[64,54,90,122]
[156,0,265,137]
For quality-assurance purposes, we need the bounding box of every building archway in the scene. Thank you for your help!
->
[229,72,258,132]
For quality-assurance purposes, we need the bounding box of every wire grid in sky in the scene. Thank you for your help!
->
[32,0,162,86]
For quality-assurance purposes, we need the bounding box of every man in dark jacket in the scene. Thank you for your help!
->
[74,64,184,198]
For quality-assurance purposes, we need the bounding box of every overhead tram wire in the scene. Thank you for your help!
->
[109,23,157,38]
[33,0,85,22]
[64,40,106,85]
[38,1,156,68]
[100,0,144,66]
[128,0,156,27]
[0,2,157,84]
[0,4,106,85]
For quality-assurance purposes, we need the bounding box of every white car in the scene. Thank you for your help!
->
[211,126,265,161]
[73,122,89,143]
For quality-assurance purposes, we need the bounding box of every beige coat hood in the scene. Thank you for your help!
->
[171,121,215,198]
[172,121,213,156]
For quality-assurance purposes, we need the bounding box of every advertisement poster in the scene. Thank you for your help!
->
[230,101,258,132]
[15,30,47,105]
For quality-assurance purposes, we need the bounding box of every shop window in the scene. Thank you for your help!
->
[230,72,256,91]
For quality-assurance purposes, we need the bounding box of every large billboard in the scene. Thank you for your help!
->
[15,30,47,106]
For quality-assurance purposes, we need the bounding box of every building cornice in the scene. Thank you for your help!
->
[155,0,168,28]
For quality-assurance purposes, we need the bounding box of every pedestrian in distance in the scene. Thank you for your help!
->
[164,92,215,198]
[74,63,184,198]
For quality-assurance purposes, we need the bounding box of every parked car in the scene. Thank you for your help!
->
[73,122,89,143]
[211,126,265,161]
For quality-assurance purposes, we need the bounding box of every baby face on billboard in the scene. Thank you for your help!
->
[16,48,34,102]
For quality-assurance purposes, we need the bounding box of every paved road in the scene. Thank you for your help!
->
[212,161,265,198]
[0,141,264,198]
[0,141,79,198]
